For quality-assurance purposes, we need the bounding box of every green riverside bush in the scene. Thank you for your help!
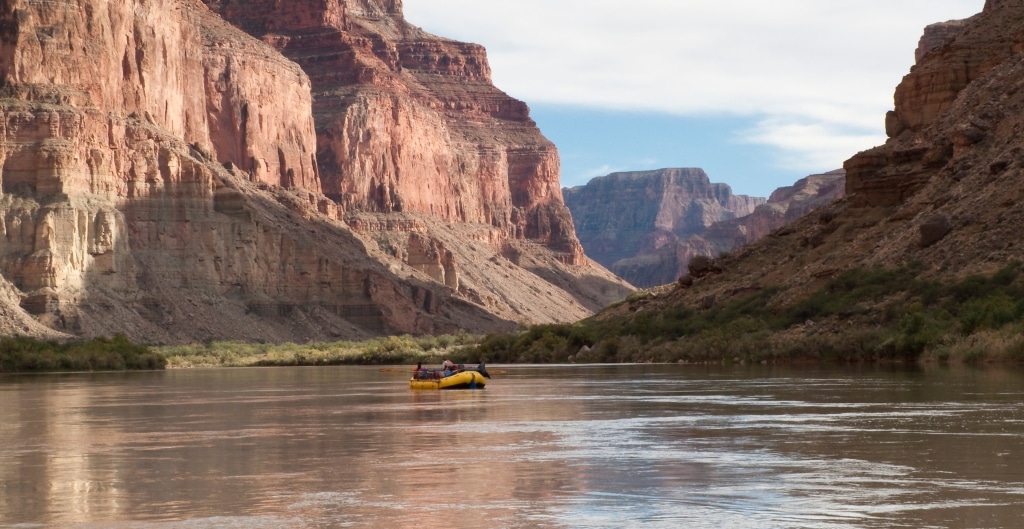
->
[463,262,1024,365]
[0,334,165,373]
[158,333,481,368]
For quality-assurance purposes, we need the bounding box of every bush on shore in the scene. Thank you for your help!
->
[158,333,480,368]
[469,262,1024,365]
[0,334,166,373]
[12,262,1022,371]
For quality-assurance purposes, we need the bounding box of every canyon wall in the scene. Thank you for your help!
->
[833,0,1024,275]
[565,168,776,288]
[0,0,630,342]
[0,0,319,337]
[0,0,319,194]
[202,0,584,262]
[565,169,844,288]
[845,1,1018,206]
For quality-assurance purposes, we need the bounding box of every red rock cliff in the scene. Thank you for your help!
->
[202,0,584,262]
[0,0,630,341]
[845,1,1022,206]
[915,19,971,63]
[565,169,844,288]
[0,0,318,193]
[0,0,319,335]
[563,168,766,285]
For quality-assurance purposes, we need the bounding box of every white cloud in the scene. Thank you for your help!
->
[575,164,625,184]
[403,0,981,170]
[738,118,885,172]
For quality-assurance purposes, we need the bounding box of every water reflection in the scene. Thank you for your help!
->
[2,365,1024,527]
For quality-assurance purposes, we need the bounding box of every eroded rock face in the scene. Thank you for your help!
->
[0,0,318,194]
[565,167,794,286]
[919,213,953,247]
[202,0,584,265]
[846,2,1024,206]
[0,0,630,342]
[0,0,317,336]
[915,20,971,63]
[586,170,846,288]
[406,232,459,290]
[564,169,764,270]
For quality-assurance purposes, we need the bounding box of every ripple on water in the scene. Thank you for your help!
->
[5,366,1024,528]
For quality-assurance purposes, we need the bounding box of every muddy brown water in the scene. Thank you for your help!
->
[2,364,1023,528]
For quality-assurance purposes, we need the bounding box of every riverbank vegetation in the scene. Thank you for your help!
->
[0,333,482,373]
[468,262,1024,366]
[8,263,1023,371]
[0,334,166,373]
[157,333,478,368]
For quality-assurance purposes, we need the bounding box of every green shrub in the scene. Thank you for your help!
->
[460,262,1024,365]
[159,334,482,368]
[962,348,984,365]
[0,334,165,373]
[957,294,1017,335]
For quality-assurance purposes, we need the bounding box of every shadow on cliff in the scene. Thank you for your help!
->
[65,168,518,345]
[500,245,636,313]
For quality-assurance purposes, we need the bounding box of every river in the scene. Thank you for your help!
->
[1,364,1023,528]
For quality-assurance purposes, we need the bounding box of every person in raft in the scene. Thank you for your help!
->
[442,359,458,376]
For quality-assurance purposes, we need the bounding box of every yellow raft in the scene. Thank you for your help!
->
[409,370,487,390]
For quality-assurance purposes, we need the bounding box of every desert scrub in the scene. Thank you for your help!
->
[158,333,480,368]
[923,327,1024,365]
[0,334,165,373]
[464,262,1024,365]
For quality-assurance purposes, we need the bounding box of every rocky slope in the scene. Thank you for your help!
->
[565,168,844,288]
[598,0,1024,346]
[0,0,630,342]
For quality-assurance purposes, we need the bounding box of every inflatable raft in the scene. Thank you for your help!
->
[410,364,489,390]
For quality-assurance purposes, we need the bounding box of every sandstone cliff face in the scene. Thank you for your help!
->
[660,169,845,285]
[202,0,584,263]
[0,0,318,335]
[0,0,318,193]
[0,0,630,343]
[564,168,764,274]
[571,169,845,288]
[915,19,972,63]
[836,0,1024,272]
[846,1,1021,206]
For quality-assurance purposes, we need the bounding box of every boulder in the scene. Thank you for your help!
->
[920,214,953,248]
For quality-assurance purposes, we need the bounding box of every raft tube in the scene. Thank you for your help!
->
[410,370,487,390]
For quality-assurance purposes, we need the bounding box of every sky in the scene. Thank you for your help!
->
[402,0,982,197]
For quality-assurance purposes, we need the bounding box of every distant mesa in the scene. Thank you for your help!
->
[564,168,845,288]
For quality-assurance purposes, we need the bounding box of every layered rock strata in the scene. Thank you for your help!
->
[0,0,630,342]
[616,170,846,287]
[846,1,1018,206]
[202,0,584,263]
[0,0,317,334]
[566,169,845,288]
[564,169,764,269]
[915,19,972,63]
